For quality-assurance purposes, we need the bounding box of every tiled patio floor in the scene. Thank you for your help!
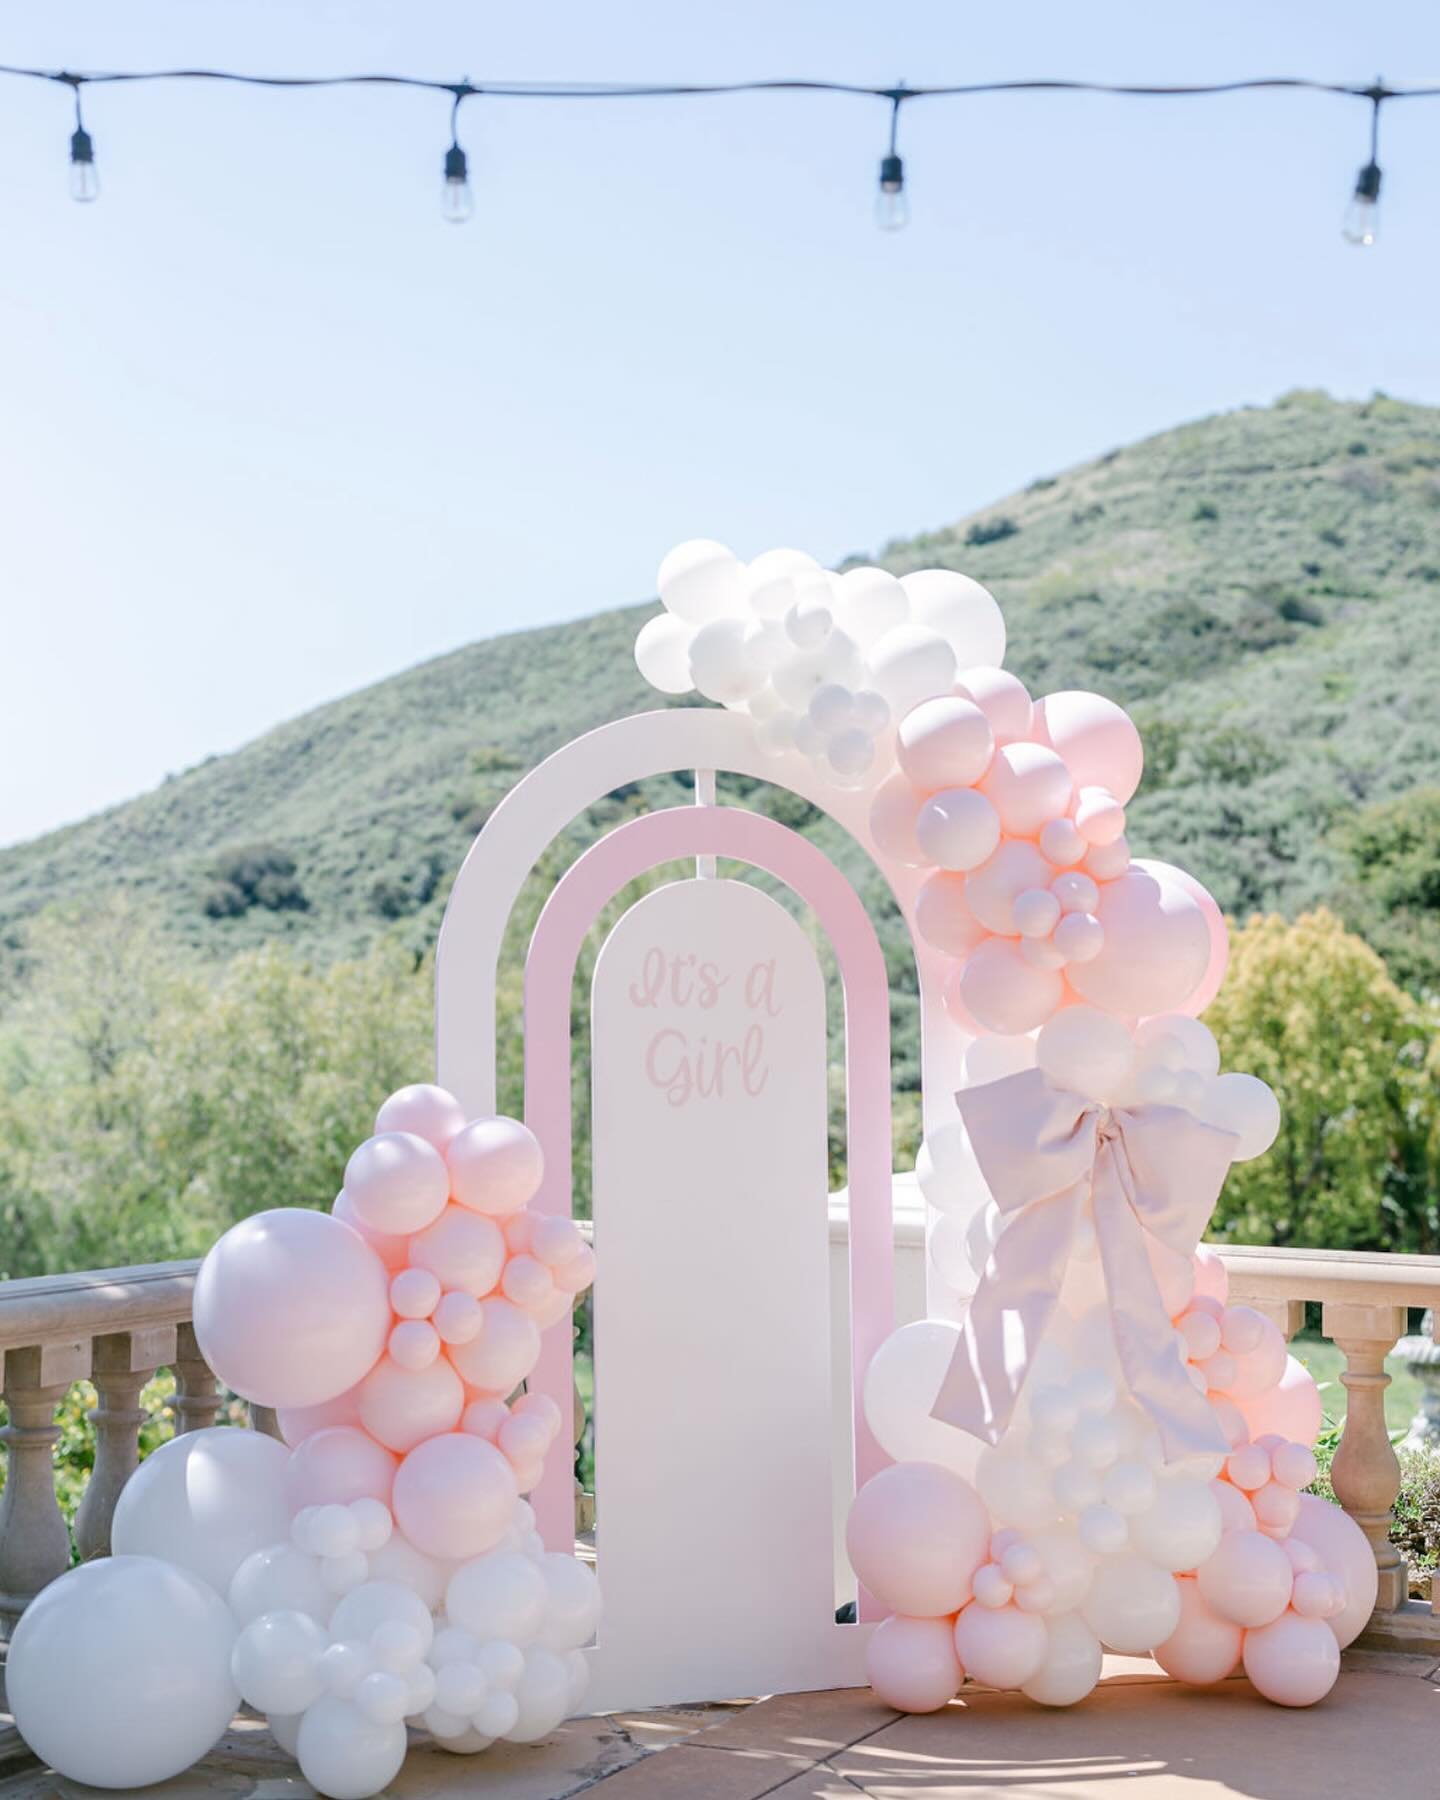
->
[3,1651,1437,1799]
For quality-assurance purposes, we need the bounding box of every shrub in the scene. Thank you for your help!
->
[964,515,1019,547]
[204,844,307,917]
[1192,501,1219,522]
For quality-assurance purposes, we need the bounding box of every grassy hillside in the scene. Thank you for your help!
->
[3,386,1438,979]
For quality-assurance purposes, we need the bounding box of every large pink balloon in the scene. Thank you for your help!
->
[865,1614,963,1712]
[846,1463,990,1619]
[193,1209,390,1410]
[1033,691,1144,806]
[1242,1609,1340,1706]
[392,1433,518,1562]
[277,1383,363,1448]
[1135,859,1229,1018]
[358,1355,465,1454]
[1196,1531,1293,1628]
[1288,1494,1377,1648]
[958,939,1063,1036]
[1236,1356,1323,1449]
[286,1426,397,1510]
[1152,1575,1243,1684]
[1067,865,1211,1019]
[447,1299,543,1396]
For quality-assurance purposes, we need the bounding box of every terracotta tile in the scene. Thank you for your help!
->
[767,1763,869,1799]
[695,1688,898,1758]
[586,1743,815,1800]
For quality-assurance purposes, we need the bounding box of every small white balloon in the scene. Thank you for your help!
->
[232,1609,329,1716]
[1135,1014,1221,1079]
[1198,1073,1280,1161]
[689,617,764,704]
[1020,1610,1102,1706]
[914,1123,987,1214]
[833,565,909,647]
[634,613,696,694]
[867,624,959,717]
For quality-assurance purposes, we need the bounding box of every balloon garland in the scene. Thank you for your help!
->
[633,538,1367,1713]
[6,1093,598,1796]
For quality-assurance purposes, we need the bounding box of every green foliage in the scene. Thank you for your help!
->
[1333,789,1440,993]
[203,844,307,919]
[964,515,1019,546]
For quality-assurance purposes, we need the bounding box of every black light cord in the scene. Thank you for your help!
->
[2,63,1431,237]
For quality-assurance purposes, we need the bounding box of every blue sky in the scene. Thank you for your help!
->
[1,1,1437,844]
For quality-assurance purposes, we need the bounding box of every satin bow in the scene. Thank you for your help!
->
[929,1066,1235,1463]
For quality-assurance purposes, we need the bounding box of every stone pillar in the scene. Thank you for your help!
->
[74,1325,176,1562]
[169,1321,222,1435]
[0,1339,92,1642]
[1323,1300,1407,1613]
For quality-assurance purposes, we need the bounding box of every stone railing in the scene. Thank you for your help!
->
[0,1258,595,1665]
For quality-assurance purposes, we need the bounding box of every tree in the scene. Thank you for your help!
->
[1206,909,1437,1251]
[1334,788,1440,996]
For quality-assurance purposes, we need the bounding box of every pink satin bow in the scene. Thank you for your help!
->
[929,1066,1235,1463]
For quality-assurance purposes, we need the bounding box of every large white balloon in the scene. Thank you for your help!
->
[1036,1006,1136,1103]
[112,1426,291,1595]
[229,1542,332,1626]
[231,1608,329,1716]
[1081,1554,1181,1652]
[914,1123,988,1215]
[863,1320,983,1480]
[1020,1611,1103,1707]
[6,1555,239,1788]
[634,613,696,694]
[867,624,959,717]
[296,1695,408,1800]
[657,538,746,622]
[901,570,1007,668]
[1128,1476,1224,1573]
[535,1553,603,1652]
[1198,1073,1281,1162]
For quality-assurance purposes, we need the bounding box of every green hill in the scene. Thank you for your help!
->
[3,386,1439,980]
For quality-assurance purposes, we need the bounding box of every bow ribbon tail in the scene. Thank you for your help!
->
[930,1184,1085,1443]
[1091,1136,1228,1461]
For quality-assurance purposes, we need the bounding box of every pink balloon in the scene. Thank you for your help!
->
[846,1464,990,1619]
[343,1132,450,1237]
[1242,1609,1340,1706]
[952,1601,1048,1690]
[955,666,1032,746]
[1210,1479,1258,1535]
[392,1433,518,1562]
[1236,1356,1322,1449]
[959,939,1064,1036]
[332,1189,410,1272]
[551,1244,597,1297]
[445,1117,544,1218]
[865,1614,963,1712]
[979,743,1073,837]
[447,1299,543,1396]
[1196,1530,1293,1628]
[287,1425,397,1510]
[277,1383,363,1448]
[1033,690,1144,806]
[1288,1494,1377,1648]
[869,772,929,867]
[407,1205,506,1298]
[1152,1575,1243,1685]
[896,695,995,793]
[193,1209,390,1410]
[1225,1317,1289,1401]
[531,1216,585,1269]
[965,840,1055,935]
[1067,865,1211,1019]
[1252,1480,1302,1540]
[1192,1248,1229,1307]
[502,1255,557,1310]
[914,874,988,958]
[1147,860,1230,1018]
[358,1355,465,1454]
[374,1083,468,1151]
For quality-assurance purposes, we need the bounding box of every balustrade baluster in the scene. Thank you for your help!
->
[1323,1300,1407,1612]
[0,1340,92,1642]
[169,1322,222,1434]
[74,1326,176,1562]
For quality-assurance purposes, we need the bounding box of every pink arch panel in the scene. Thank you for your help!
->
[522,804,895,1554]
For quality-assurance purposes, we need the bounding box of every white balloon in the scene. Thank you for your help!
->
[534,1553,603,1652]
[1029,1530,1096,1614]
[1081,1554,1181,1652]
[231,1609,328,1716]
[1198,1073,1281,1162]
[229,1542,332,1627]
[977,1446,1063,1531]
[964,1034,1038,1085]
[330,1580,435,1656]
[506,1647,574,1742]
[1129,1475,1224,1573]
[1036,1006,1136,1103]
[1020,1611,1102,1707]
[1135,1013,1220,1079]
[657,538,745,622]
[634,613,696,694]
[296,1695,407,1800]
[867,624,958,717]
[914,1123,988,1214]
[901,570,1007,668]
[953,1602,1047,1689]
[365,1529,453,1609]
[862,1320,982,1480]
[446,1550,548,1648]
[930,1212,977,1293]
[6,1555,239,1789]
[830,565,908,647]
[688,617,764,704]
[112,1426,291,1595]
[268,1711,303,1754]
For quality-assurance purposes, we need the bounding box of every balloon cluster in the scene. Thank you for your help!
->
[634,539,1005,789]
[5,1087,598,1800]
[853,1249,1375,1716]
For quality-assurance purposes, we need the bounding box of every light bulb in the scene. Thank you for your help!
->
[68,126,98,203]
[875,153,908,231]
[1341,161,1381,246]
[441,143,473,224]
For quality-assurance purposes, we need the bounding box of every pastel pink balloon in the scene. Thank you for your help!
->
[1225,1316,1288,1401]
[869,772,929,867]
[530,1288,577,1329]
[332,1189,410,1272]
[392,1433,518,1562]
[914,873,988,958]
[1149,860,1230,1018]
[953,1602,1048,1690]
[1242,1609,1340,1706]
[915,789,1003,873]
[433,1290,484,1345]
[1210,1479,1258,1535]
[343,1131,450,1237]
[445,1118,544,1217]
[531,1216,585,1269]
[514,1391,563,1438]
[502,1255,557,1310]
[462,1397,510,1441]
[1251,1480,1302,1540]
[955,666,1032,745]
[965,840,1055,935]
[1074,786,1126,847]
[1152,1575,1243,1685]
[1271,1443,1318,1492]
[358,1354,465,1453]
[865,1614,963,1712]
[277,1383,363,1448]
[388,1319,441,1370]
[960,938,1064,1036]
[845,1463,990,1618]
[1288,1493,1377,1648]
[1236,1356,1322,1449]
[978,742,1073,837]
[1196,1530,1293,1628]
[407,1204,506,1298]
[447,1298,543,1397]
[896,695,995,793]
[1033,690,1144,806]
[193,1209,390,1410]
[286,1425,397,1510]
[1192,1247,1229,1307]
[374,1083,468,1152]
[551,1245,597,1297]
[1066,865,1211,1019]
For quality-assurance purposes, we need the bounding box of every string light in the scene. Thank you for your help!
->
[1342,84,1384,246]
[1,65,1434,240]
[876,90,908,232]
